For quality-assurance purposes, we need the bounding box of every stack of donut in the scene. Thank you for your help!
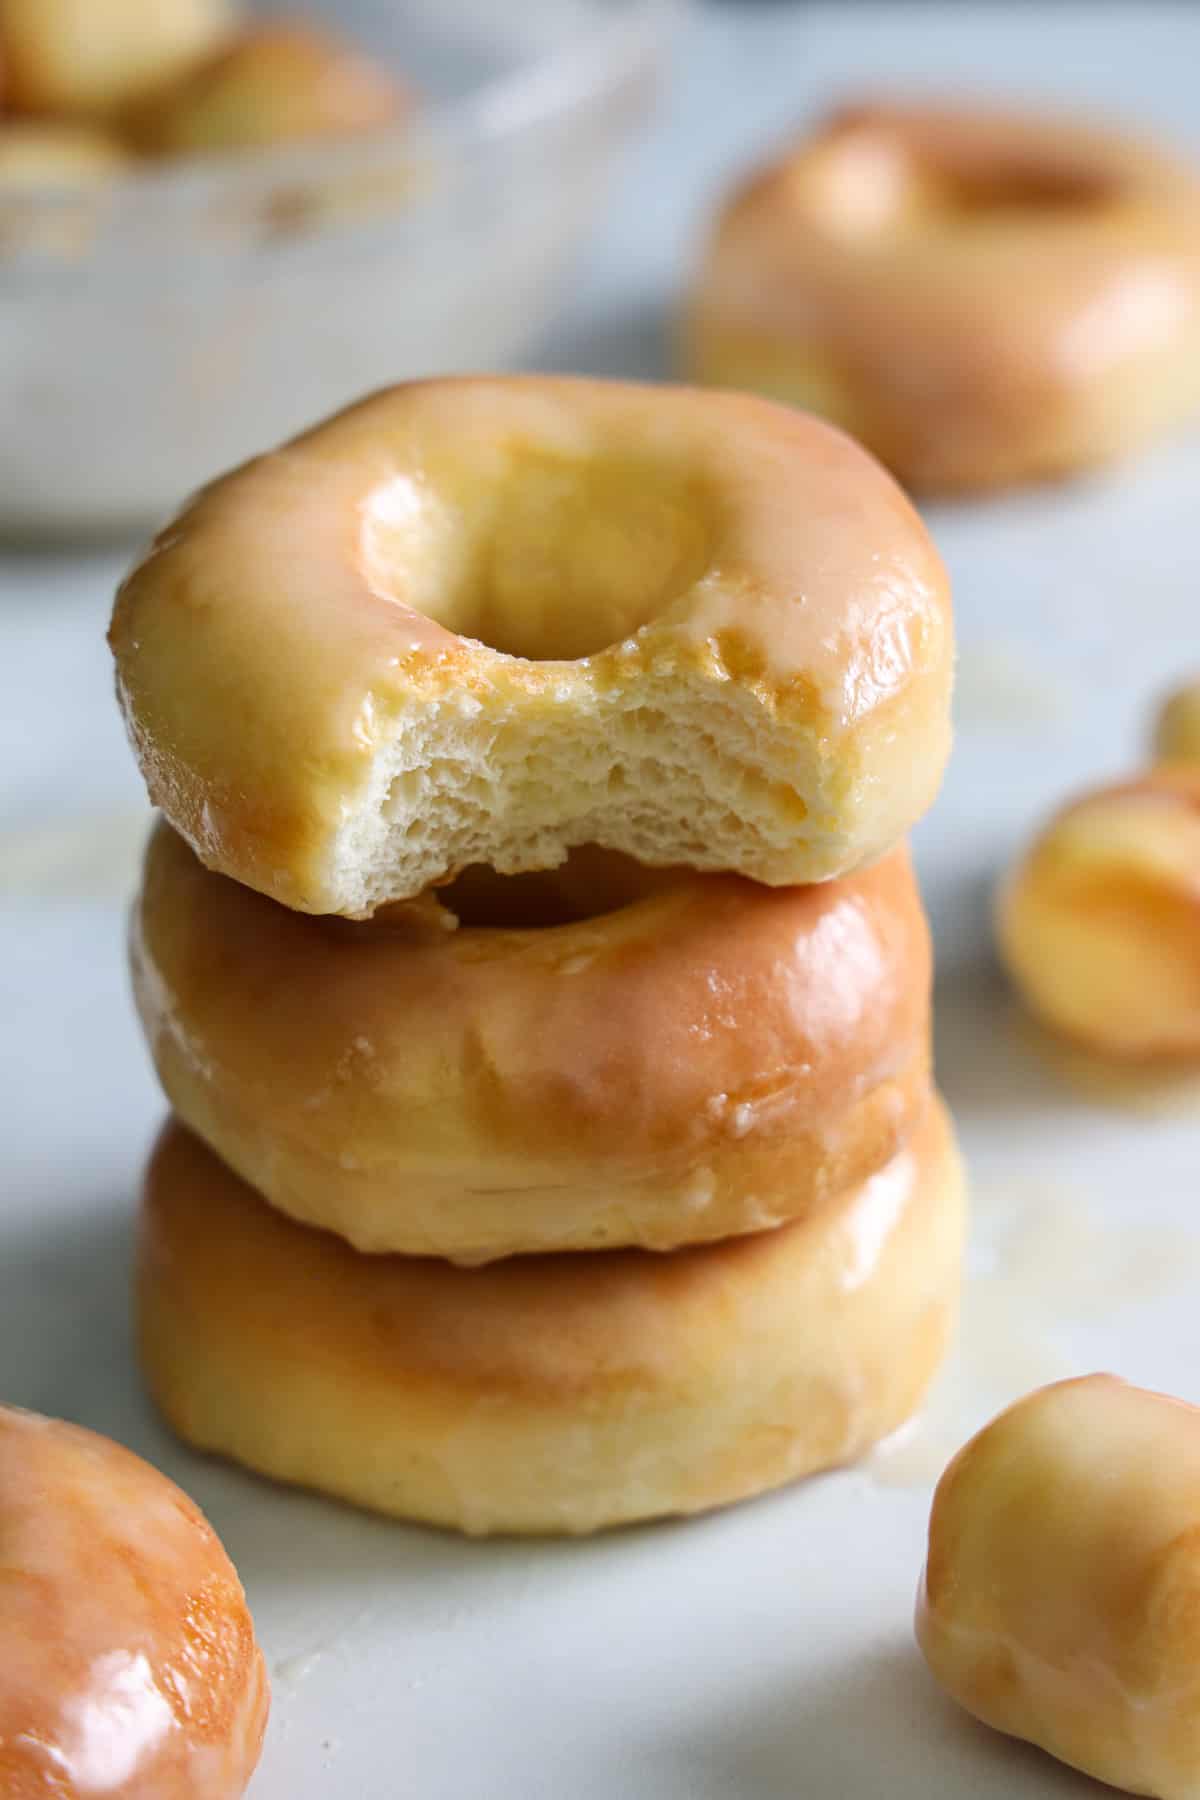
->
[109,374,961,1536]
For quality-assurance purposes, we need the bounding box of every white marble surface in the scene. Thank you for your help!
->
[4,4,1200,1796]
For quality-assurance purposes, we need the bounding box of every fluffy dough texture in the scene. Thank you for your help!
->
[685,98,1200,493]
[997,765,1200,1057]
[131,821,933,1260]
[138,1100,964,1537]
[109,376,953,915]
[0,1403,267,1798]
[0,0,235,117]
[918,1375,1200,1800]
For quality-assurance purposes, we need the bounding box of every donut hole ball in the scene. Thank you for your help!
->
[0,0,236,119]
[129,22,404,158]
[361,442,716,665]
[918,1375,1200,1800]
[0,1403,267,1797]
[997,766,1200,1058]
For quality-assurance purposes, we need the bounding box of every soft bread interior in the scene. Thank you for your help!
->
[332,666,853,917]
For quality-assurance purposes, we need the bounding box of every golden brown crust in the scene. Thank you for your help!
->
[0,1404,267,1798]
[131,820,933,1259]
[109,375,953,913]
[138,1101,964,1535]
[918,1375,1200,1799]
[997,764,1200,1058]
[686,98,1200,492]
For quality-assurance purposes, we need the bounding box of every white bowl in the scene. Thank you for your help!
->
[0,0,677,537]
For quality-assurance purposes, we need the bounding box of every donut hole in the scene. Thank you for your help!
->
[361,447,714,662]
[436,848,679,930]
[944,163,1115,218]
[803,129,1115,240]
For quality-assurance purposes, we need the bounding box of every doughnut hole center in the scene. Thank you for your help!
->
[436,849,680,930]
[361,446,713,661]
[943,163,1116,218]
[803,129,1115,239]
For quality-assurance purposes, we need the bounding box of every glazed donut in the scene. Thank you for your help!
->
[131,820,932,1260]
[138,1099,963,1537]
[0,121,130,189]
[0,1403,267,1797]
[109,376,953,915]
[130,22,403,157]
[685,99,1200,493]
[918,1375,1200,1800]
[0,0,235,118]
[1154,677,1200,766]
[997,765,1200,1057]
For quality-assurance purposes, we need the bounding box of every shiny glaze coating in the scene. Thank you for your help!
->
[139,1100,964,1536]
[0,1404,267,1798]
[686,98,1200,492]
[109,376,953,913]
[918,1375,1200,1800]
[997,764,1200,1057]
[131,821,932,1260]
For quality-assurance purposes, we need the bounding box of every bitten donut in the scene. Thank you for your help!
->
[130,22,403,157]
[918,1376,1200,1800]
[0,1403,267,1797]
[109,376,953,915]
[131,821,932,1260]
[138,1100,964,1536]
[997,765,1200,1057]
[0,0,235,117]
[1154,678,1200,766]
[686,99,1200,493]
